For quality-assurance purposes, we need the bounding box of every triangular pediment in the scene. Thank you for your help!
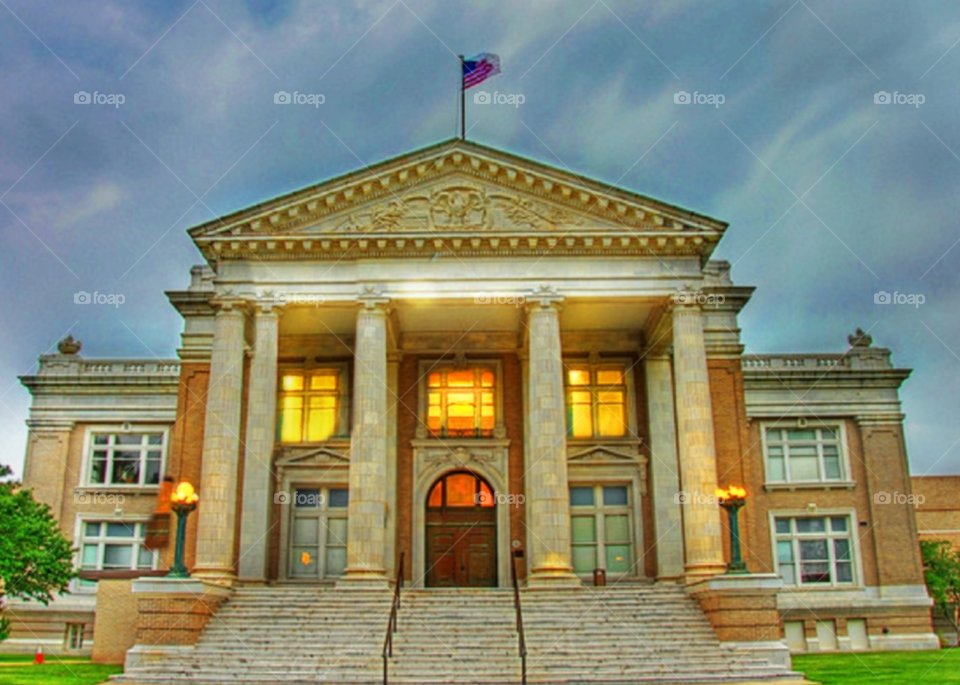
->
[567,444,643,463]
[275,445,350,467]
[190,140,726,263]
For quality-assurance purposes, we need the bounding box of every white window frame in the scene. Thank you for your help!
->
[286,485,350,581]
[73,514,157,593]
[416,358,505,439]
[761,421,851,486]
[769,509,862,589]
[562,358,637,441]
[80,425,169,489]
[568,483,636,579]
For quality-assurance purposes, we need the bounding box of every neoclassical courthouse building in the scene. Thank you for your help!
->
[6,139,940,681]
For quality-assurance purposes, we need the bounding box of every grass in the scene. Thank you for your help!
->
[795,649,960,683]
[0,656,120,684]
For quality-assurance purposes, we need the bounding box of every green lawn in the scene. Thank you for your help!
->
[795,649,960,683]
[0,657,120,685]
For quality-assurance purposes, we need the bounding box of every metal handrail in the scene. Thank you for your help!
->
[382,551,405,685]
[511,551,528,685]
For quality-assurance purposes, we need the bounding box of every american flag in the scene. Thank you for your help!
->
[462,53,501,90]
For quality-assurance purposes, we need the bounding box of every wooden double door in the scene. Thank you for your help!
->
[425,472,498,587]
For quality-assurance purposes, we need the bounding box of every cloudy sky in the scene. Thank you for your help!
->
[1,0,958,478]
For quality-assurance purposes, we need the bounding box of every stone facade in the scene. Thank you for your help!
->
[7,139,940,660]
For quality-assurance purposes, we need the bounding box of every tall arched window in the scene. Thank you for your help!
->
[427,471,495,509]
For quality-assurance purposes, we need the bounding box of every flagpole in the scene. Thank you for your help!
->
[458,54,465,140]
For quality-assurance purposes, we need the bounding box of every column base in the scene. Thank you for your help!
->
[336,569,391,590]
[683,563,727,584]
[525,569,583,588]
[189,569,236,588]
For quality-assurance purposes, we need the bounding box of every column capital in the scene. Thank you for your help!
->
[209,296,249,315]
[357,284,391,311]
[250,298,284,317]
[524,284,563,311]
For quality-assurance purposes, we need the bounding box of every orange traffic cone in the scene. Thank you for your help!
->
[33,646,43,665]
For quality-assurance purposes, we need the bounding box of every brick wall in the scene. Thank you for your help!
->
[91,580,137,664]
[913,475,960,548]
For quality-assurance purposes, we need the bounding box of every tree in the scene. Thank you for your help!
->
[921,539,960,646]
[0,462,76,641]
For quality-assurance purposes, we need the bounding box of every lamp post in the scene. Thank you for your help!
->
[168,481,199,579]
[716,486,748,575]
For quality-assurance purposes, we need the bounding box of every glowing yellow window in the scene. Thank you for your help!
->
[565,365,629,438]
[279,369,341,443]
[425,366,496,438]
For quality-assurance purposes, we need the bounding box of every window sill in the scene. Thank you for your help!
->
[764,481,856,492]
[779,583,860,592]
[75,485,161,492]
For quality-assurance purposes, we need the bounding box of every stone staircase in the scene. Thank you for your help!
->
[116,584,802,685]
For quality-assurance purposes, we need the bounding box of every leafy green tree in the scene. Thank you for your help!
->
[921,539,960,645]
[0,462,76,645]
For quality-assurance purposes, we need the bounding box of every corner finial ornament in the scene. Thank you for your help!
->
[848,328,872,348]
[57,335,82,355]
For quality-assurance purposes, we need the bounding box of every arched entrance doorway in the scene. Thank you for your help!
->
[425,471,497,587]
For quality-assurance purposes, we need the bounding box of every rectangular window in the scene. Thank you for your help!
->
[569,484,634,576]
[278,369,343,444]
[290,487,349,579]
[426,367,495,438]
[764,426,845,483]
[88,432,165,486]
[565,365,628,438]
[64,624,85,650]
[773,516,855,587]
[78,521,155,588]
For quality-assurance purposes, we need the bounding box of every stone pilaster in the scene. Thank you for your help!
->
[194,300,247,582]
[524,290,579,586]
[672,301,725,580]
[22,421,74,522]
[340,288,390,586]
[644,354,685,580]
[237,303,281,581]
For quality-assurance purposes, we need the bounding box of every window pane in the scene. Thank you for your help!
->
[571,516,596,543]
[836,562,853,583]
[768,455,785,481]
[295,489,321,508]
[596,369,624,385]
[326,518,348,546]
[801,562,831,584]
[605,545,631,574]
[446,371,475,387]
[428,482,443,508]
[604,514,630,542]
[597,396,625,437]
[144,458,161,486]
[103,545,132,569]
[147,434,163,445]
[568,392,593,438]
[777,541,794,563]
[789,445,819,480]
[137,547,154,569]
[280,396,303,443]
[570,487,594,507]
[85,522,101,537]
[293,518,319,545]
[93,435,110,445]
[325,546,347,577]
[830,517,848,533]
[572,545,596,574]
[834,539,851,562]
[780,563,796,585]
[90,455,107,484]
[765,428,784,443]
[479,481,494,507]
[111,453,141,484]
[428,372,441,387]
[824,455,841,480]
[603,486,628,507]
[292,548,318,577]
[116,434,142,445]
[796,518,826,534]
[328,489,349,508]
[568,369,590,386]
[481,371,495,387]
[445,474,477,507]
[81,544,99,567]
[821,429,837,440]
[799,539,829,561]
[282,375,304,391]
[788,430,816,441]
[307,397,336,442]
[310,374,337,390]
[775,519,791,535]
[106,523,136,538]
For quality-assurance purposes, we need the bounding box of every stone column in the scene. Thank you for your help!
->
[340,290,390,586]
[237,303,281,581]
[644,354,685,580]
[524,291,579,586]
[672,301,725,580]
[194,300,247,582]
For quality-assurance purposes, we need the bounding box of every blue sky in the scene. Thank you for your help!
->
[1,0,958,478]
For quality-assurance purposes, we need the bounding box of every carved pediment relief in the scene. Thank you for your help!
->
[414,440,510,486]
[567,444,641,463]
[275,444,350,468]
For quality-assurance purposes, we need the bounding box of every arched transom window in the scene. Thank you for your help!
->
[427,471,495,509]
